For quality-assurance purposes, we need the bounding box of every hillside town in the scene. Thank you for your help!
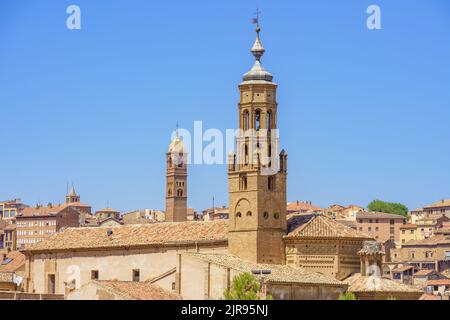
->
[1,21,449,301]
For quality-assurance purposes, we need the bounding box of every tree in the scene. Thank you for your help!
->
[338,292,357,300]
[367,200,409,218]
[223,272,272,300]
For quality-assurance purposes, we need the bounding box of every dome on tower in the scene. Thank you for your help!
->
[168,134,186,153]
[242,23,274,83]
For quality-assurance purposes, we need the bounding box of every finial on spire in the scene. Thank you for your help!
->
[175,122,179,138]
[252,8,261,32]
[251,9,265,62]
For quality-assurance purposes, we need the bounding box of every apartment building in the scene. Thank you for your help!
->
[15,204,80,248]
[356,212,406,244]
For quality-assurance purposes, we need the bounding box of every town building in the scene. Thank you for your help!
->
[15,204,81,249]
[0,251,25,292]
[64,186,92,215]
[391,235,450,272]
[286,201,324,214]
[415,214,449,239]
[423,199,450,218]
[399,224,419,245]
[122,209,165,224]
[356,212,406,244]
[284,215,373,280]
[95,208,120,221]
[165,131,188,222]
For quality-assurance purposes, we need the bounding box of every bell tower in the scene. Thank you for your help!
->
[228,16,288,265]
[165,130,188,222]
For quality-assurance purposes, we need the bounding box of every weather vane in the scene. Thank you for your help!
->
[252,8,261,30]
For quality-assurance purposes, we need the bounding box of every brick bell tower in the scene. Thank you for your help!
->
[228,17,288,264]
[165,129,188,222]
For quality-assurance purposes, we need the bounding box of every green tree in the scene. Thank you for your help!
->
[223,272,271,300]
[367,200,409,218]
[338,292,357,300]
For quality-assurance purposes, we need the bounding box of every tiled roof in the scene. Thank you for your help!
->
[24,220,228,252]
[285,215,372,240]
[419,294,442,300]
[17,205,66,218]
[427,279,450,286]
[0,251,25,272]
[413,269,435,277]
[287,202,324,212]
[393,266,414,273]
[424,199,450,209]
[93,281,182,300]
[400,235,450,246]
[185,253,344,286]
[344,274,422,293]
[66,202,91,208]
[357,212,405,220]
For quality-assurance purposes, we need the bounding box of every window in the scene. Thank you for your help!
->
[246,211,252,217]
[425,251,433,259]
[274,213,279,220]
[266,112,271,130]
[48,274,56,294]
[402,230,405,234]
[236,212,242,218]
[268,176,275,191]
[410,230,414,234]
[255,110,261,130]
[240,175,247,191]
[375,227,379,232]
[133,269,140,282]
[263,212,269,219]
[368,227,372,232]
[243,111,249,130]
[91,270,99,280]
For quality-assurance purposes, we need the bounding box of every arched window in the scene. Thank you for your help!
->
[177,189,183,197]
[244,143,249,165]
[236,212,242,218]
[243,110,249,130]
[263,212,269,219]
[266,111,271,130]
[268,176,275,191]
[274,213,280,220]
[247,211,252,217]
[255,110,261,130]
[240,175,248,191]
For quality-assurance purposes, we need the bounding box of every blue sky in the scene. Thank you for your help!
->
[1,0,449,213]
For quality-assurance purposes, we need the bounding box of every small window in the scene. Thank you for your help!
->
[274,213,279,220]
[246,211,252,217]
[133,269,140,282]
[172,282,176,291]
[263,212,269,219]
[91,270,99,280]
[236,212,242,218]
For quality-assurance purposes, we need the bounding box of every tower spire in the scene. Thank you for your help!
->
[251,8,265,62]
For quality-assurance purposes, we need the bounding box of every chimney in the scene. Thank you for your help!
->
[48,203,52,208]
[296,200,299,206]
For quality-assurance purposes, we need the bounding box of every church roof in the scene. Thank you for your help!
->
[285,215,373,240]
[23,220,228,253]
[185,253,344,286]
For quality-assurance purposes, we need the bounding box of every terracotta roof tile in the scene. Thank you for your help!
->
[427,279,450,286]
[0,251,25,272]
[186,253,343,286]
[93,281,182,300]
[24,220,228,252]
[286,215,372,240]
[344,274,422,293]
[287,202,324,212]
[357,212,406,220]
[400,235,450,246]
[424,200,450,209]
